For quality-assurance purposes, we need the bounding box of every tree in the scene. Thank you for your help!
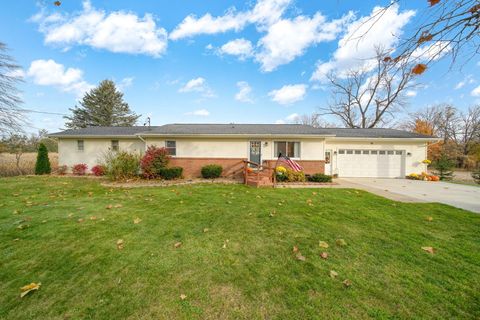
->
[357,1,479,68]
[290,113,337,128]
[2,134,28,175]
[432,153,454,180]
[411,119,443,161]
[320,49,417,128]
[35,143,51,175]
[0,42,24,135]
[64,80,140,128]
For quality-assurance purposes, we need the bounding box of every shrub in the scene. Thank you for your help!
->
[285,168,306,182]
[201,164,223,179]
[72,163,88,175]
[159,166,183,180]
[432,154,454,181]
[57,165,68,175]
[406,172,439,181]
[91,164,106,176]
[307,173,332,183]
[472,168,480,185]
[103,150,140,180]
[35,143,51,175]
[140,146,170,178]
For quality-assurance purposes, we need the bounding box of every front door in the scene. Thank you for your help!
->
[325,149,332,175]
[249,141,261,164]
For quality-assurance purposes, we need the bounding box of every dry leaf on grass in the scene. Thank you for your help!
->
[106,204,113,209]
[90,216,97,221]
[20,282,41,298]
[329,270,338,278]
[295,253,306,261]
[320,252,328,259]
[336,239,347,247]
[180,294,187,300]
[77,218,84,223]
[117,239,125,250]
[133,217,142,224]
[342,279,352,287]
[319,241,329,248]
[114,204,123,208]
[422,246,435,254]
[425,216,433,222]
[292,246,299,253]
[203,228,209,233]
[174,242,182,248]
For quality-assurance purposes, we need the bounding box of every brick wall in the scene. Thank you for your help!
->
[263,160,325,175]
[170,157,246,179]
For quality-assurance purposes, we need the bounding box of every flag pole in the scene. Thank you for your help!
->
[273,152,281,187]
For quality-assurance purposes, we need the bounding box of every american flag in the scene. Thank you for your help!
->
[278,155,303,172]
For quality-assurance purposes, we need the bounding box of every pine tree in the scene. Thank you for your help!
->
[64,80,140,129]
[35,143,51,175]
[432,153,454,181]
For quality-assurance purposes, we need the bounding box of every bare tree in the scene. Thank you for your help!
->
[321,49,417,128]
[290,113,338,128]
[0,42,24,135]
[452,105,480,156]
[356,1,480,68]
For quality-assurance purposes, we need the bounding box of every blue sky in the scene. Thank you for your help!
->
[1,0,479,133]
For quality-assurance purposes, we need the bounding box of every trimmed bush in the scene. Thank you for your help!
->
[91,164,106,176]
[56,165,68,175]
[285,168,306,182]
[35,143,51,175]
[307,173,332,183]
[104,150,140,180]
[140,146,170,178]
[72,163,88,175]
[201,164,223,179]
[159,166,183,180]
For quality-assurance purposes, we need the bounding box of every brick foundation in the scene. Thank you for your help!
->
[170,157,246,179]
[263,160,325,175]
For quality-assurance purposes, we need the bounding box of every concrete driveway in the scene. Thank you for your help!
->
[337,178,480,213]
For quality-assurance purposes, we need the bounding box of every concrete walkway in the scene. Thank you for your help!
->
[337,178,480,213]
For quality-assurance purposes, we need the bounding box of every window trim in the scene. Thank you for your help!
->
[111,140,119,151]
[273,141,300,158]
[77,139,84,152]
[165,140,176,156]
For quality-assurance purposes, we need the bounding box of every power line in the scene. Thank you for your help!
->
[20,108,67,116]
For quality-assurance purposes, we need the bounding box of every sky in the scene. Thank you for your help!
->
[1,0,479,133]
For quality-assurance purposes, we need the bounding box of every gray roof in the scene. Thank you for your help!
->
[49,124,436,139]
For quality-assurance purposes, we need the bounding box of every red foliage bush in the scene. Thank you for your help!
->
[91,164,106,176]
[72,163,88,176]
[140,146,170,178]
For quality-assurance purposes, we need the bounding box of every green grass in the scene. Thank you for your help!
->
[1,176,479,319]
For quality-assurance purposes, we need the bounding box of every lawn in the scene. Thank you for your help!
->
[0,176,479,319]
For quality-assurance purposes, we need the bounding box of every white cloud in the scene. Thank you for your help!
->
[27,59,93,96]
[268,84,307,105]
[311,4,415,82]
[184,109,210,116]
[471,85,480,97]
[169,0,292,40]
[411,41,451,62]
[31,0,168,57]
[406,90,417,97]
[219,38,254,60]
[455,75,475,90]
[235,81,254,103]
[118,77,134,90]
[179,77,215,98]
[285,113,299,121]
[256,12,354,72]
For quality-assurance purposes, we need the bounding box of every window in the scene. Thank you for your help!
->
[325,151,331,164]
[111,140,119,151]
[395,150,403,155]
[339,149,345,154]
[387,150,394,155]
[371,150,378,155]
[346,150,353,154]
[77,140,84,151]
[362,150,369,154]
[379,150,386,155]
[165,140,176,156]
[354,150,361,155]
[274,141,300,158]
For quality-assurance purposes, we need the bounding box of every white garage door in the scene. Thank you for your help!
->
[336,149,405,178]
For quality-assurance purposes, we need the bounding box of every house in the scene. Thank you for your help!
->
[49,124,438,179]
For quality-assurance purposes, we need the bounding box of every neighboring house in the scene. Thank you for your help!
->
[49,124,438,178]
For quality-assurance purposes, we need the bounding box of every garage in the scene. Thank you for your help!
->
[335,149,406,178]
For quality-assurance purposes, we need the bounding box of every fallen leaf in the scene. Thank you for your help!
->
[292,246,299,253]
[319,241,329,248]
[88,192,93,197]
[425,216,433,222]
[114,204,123,208]
[117,239,124,250]
[295,253,306,261]
[133,217,142,224]
[77,218,84,223]
[106,204,113,209]
[422,246,435,254]
[336,239,347,247]
[90,216,97,220]
[180,294,187,300]
[330,270,338,278]
[342,279,352,287]
[320,252,328,259]
[20,282,41,298]
[174,242,182,248]
[222,239,229,249]
[203,228,209,233]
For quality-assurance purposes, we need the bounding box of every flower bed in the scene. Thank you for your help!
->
[406,172,439,181]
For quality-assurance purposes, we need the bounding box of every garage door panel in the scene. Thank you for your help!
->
[337,149,405,178]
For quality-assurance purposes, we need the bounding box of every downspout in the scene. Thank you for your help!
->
[137,135,147,152]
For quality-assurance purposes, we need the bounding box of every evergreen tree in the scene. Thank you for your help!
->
[432,153,454,181]
[64,80,140,128]
[35,143,51,175]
